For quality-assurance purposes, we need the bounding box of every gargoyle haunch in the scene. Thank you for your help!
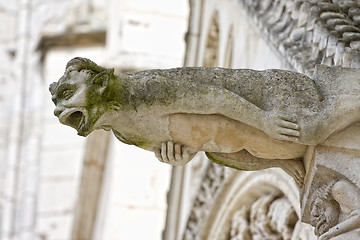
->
[49,57,360,184]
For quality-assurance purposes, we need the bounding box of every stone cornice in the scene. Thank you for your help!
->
[36,30,106,51]
[239,0,360,75]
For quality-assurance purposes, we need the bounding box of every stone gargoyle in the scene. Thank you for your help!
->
[49,57,360,186]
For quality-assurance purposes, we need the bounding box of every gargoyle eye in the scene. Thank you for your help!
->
[80,69,94,75]
[62,89,75,99]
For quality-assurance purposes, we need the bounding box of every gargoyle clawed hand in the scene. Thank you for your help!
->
[264,113,301,142]
[155,141,197,166]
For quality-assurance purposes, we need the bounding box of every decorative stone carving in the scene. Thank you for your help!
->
[183,162,232,240]
[232,194,310,240]
[238,0,360,75]
[249,193,297,240]
[309,179,360,239]
[302,138,360,239]
[50,57,360,238]
[183,164,317,239]
[230,206,252,240]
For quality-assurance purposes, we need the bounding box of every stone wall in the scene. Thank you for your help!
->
[0,0,188,239]
[105,0,188,70]
[0,0,18,237]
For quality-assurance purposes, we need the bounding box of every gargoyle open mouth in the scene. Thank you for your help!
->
[65,111,84,129]
[59,109,89,136]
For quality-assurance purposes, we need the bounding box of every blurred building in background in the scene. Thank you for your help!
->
[0,0,187,239]
[2,0,360,239]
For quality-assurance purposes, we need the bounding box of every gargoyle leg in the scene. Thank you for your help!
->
[206,151,305,188]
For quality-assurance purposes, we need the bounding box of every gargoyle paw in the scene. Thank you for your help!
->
[155,141,197,166]
[265,114,301,142]
[277,117,300,137]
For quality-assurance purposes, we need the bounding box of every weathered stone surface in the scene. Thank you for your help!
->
[50,57,360,186]
[302,146,360,239]
[237,0,360,74]
[299,120,360,239]
[183,164,316,240]
[50,57,360,239]
[179,0,360,239]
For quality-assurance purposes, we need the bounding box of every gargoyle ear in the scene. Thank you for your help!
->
[49,82,58,95]
[92,71,111,94]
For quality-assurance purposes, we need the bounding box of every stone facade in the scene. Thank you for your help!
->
[0,0,187,239]
[4,0,360,239]
[165,0,360,240]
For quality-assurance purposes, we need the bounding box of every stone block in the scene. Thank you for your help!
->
[0,0,17,12]
[112,166,170,209]
[14,196,36,230]
[36,214,73,240]
[41,121,86,149]
[100,207,165,240]
[38,180,78,214]
[1,201,14,233]
[40,149,82,178]
[0,13,16,41]
[17,166,38,194]
[3,169,16,198]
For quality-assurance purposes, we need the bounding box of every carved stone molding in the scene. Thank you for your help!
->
[301,125,360,239]
[238,0,360,75]
[203,12,220,67]
[36,0,106,51]
[183,163,232,240]
[183,166,316,239]
[233,193,298,240]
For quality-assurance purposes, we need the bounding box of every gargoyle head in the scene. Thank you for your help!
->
[49,57,114,136]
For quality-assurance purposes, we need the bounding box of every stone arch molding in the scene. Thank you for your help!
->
[200,2,237,67]
[183,163,316,240]
[202,10,220,67]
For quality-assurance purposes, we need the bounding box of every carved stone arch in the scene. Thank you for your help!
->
[203,11,220,67]
[183,164,316,240]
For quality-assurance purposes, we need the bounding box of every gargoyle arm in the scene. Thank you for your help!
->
[177,84,301,142]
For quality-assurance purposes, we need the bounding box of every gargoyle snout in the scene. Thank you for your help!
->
[54,107,63,117]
